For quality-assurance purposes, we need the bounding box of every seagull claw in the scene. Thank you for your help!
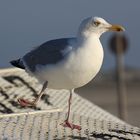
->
[17,98,36,107]
[60,120,81,131]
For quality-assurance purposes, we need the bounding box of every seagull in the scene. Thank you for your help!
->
[10,17,124,130]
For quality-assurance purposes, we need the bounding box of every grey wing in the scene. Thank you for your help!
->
[22,38,76,72]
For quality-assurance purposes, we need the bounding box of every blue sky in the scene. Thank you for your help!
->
[0,0,140,70]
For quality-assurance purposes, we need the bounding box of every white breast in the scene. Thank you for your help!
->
[62,37,104,88]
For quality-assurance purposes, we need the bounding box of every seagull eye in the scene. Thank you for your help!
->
[94,21,101,26]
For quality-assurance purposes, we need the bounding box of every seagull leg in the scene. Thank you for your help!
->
[61,89,81,130]
[18,81,48,107]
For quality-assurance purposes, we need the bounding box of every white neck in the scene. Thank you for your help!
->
[77,31,101,49]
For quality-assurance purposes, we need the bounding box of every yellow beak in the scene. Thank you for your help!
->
[108,25,125,32]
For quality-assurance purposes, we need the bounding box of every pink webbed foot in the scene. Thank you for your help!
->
[17,98,36,107]
[61,120,81,130]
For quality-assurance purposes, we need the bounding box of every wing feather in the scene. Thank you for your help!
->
[23,38,76,72]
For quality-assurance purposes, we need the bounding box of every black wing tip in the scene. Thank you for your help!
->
[10,59,25,69]
[10,60,17,66]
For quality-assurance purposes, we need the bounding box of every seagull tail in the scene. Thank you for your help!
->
[10,59,25,69]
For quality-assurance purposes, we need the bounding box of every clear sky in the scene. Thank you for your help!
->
[0,0,140,70]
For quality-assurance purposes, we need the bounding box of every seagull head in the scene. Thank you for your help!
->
[78,17,125,38]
